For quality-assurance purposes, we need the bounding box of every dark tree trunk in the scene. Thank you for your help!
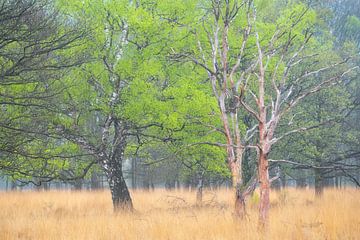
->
[314,168,324,197]
[280,167,286,189]
[105,121,133,211]
[35,178,49,191]
[74,179,83,190]
[165,179,175,190]
[91,172,100,190]
[335,176,340,189]
[143,165,150,190]
[150,181,155,191]
[11,180,16,190]
[143,179,150,190]
[131,157,137,189]
[296,177,307,188]
[175,179,181,189]
[107,159,133,211]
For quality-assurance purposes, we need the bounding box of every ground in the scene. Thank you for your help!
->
[0,188,359,240]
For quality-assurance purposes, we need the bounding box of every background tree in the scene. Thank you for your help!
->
[238,1,358,226]
[0,0,87,186]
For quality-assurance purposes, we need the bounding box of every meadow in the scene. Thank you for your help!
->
[0,188,359,240]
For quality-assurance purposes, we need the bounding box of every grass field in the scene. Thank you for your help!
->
[0,188,359,240]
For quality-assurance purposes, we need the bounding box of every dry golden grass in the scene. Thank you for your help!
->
[0,188,359,240]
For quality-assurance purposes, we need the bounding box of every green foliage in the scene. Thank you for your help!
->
[1,0,358,189]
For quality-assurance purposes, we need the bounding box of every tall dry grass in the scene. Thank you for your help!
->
[0,188,359,240]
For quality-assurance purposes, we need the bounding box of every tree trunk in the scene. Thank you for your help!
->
[280,167,286,189]
[230,162,246,218]
[314,168,324,197]
[175,179,181,189]
[91,172,100,190]
[74,179,83,190]
[105,120,133,211]
[256,51,271,229]
[165,179,175,190]
[107,154,133,211]
[196,173,204,206]
[108,165,133,211]
[131,157,137,189]
[258,149,270,229]
[335,176,340,189]
[271,166,282,190]
[142,165,150,190]
[11,180,17,190]
[296,177,307,188]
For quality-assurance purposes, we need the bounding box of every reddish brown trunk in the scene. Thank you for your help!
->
[258,150,270,228]
[258,93,270,228]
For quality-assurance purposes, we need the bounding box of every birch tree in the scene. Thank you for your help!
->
[239,2,358,227]
[55,0,218,210]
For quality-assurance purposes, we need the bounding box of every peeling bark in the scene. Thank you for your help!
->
[258,150,270,228]
[105,121,133,211]
[230,162,246,218]
[108,169,133,211]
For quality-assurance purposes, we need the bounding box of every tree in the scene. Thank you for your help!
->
[54,0,222,210]
[238,2,358,226]
[0,0,87,185]
[271,85,357,196]
[171,0,358,226]
[269,0,360,194]
[169,0,259,218]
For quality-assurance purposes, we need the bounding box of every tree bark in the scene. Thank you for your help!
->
[73,179,83,190]
[91,172,100,190]
[107,159,133,211]
[131,157,137,189]
[105,121,133,211]
[314,168,324,197]
[256,33,271,228]
[258,149,270,228]
[230,162,246,218]
[196,172,204,206]
[11,180,16,190]
[296,177,307,188]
